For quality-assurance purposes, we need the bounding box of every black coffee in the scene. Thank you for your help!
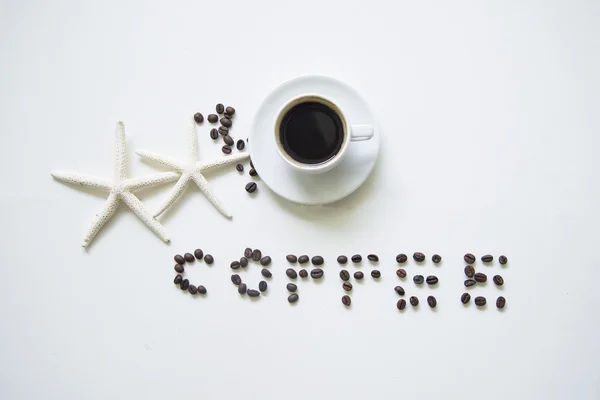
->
[279,101,344,164]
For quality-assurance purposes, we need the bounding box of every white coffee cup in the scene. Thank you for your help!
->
[274,94,374,174]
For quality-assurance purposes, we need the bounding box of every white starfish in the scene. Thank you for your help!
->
[51,121,180,247]
[136,118,249,218]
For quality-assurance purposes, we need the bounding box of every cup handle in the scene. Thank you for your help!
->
[350,125,374,142]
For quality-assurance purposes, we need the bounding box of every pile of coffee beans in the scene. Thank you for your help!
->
[462,253,507,309]
[172,250,209,296]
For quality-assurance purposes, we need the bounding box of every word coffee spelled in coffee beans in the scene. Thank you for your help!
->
[240,257,248,267]
[247,289,260,298]
[354,271,364,280]
[481,254,493,263]
[351,254,362,263]
[461,293,471,304]
[339,270,350,281]
[236,140,245,150]
[464,265,475,278]
[413,252,425,262]
[337,255,348,264]
[260,256,272,266]
[174,254,185,265]
[499,255,508,265]
[194,112,204,123]
[493,275,504,286]
[464,253,476,264]
[299,269,308,278]
[261,268,272,278]
[174,264,184,273]
[311,256,324,265]
[231,274,241,285]
[288,294,299,303]
[286,254,298,263]
[197,285,207,294]
[286,268,297,279]
[413,275,424,284]
[194,249,204,260]
[174,274,183,284]
[244,248,253,258]
[180,279,190,291]
[394,286,405,296]
[342,282,353,291]
[238,283,247,294]
[474,272,487,283]
[475,296,486,306]
[396,269,407,278]
[184,253,195,263]
[298,255,309,264]
[396,254,408,263]
[371,270,381,278]
[287,283,297,292]
[223,135,234,146]
[188,285,198,295]
[464,279,476,287]
[222,145,232,154]
[410,296,419,306]
[251,249,262,261]
[496,296,506,309]
[210,129,218,139]
[216,103,224,114]
[432,254,441,263]
[311,268,324,279]
[397,299,406,310]
[427,296,437,308]
[368,254,379,262]
[204,254,214,264]
[230,261,240,269]
[426,275,438,285]
[342,295,351,306]
[226,106,235,115]
[208,114,218,123]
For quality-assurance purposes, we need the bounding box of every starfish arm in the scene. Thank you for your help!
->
[153,174,191,218]
[123,172,180,192]
[196,152,249,172]
[135,150,184,172]
[115,121,128,181]
[187,118,198,163]
[191,172,232,218]
[120,191,170,243]
[51,171,113,191]
[81,193,119,247]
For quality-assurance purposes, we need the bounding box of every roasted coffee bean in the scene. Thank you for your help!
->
[174,264,184,273]
[342,282,353,291]
[222,145,232,154]
[432,254,441,263]
[240,257,248,268]
[464,279,476,287]
[464,253,476,264]
[207,114,218,123]
[204,254,214,264]
[218,126,229,135]
[180,279,190,291]
[287,283,297,292]
[286,268,298,279]
[210,128,218,139]
[311,268,324,279]
[461,293,471,304]
[339,270,350,281]
[371,270,381,278]
[231,274,241,285]
[413,252,425,262]
[396,268,407,278]
[288,293,299,303]
[220,118,232,128]
[259,281,268,292]
[247,289,260,297]
[493,275,504,286]
[226,106,235,115]
[244,248,253,258]
[496,296,506,309]
[216,103,224,114]
[475,296,486,306]
[426,275,438,285]
[249,168,258,177]
[260,256,272,266]
[230,261,241,269]
[410,296,419,306]
[499,255,508,265]
[337,255,348,264]
[397,299,406,310]
[261,268,272,278]
[298,255,309,264]
[184,253,195,263]
[174,254,185,265]
[197,285,207,294]
[474,272,487,283]
[367,254,379,262]
[394,286,405,296]
[351,254,362,263]
[464,265,475,278]
[238,283,247,294]
[427,296,437,308]
[342,295,351,306]
[223,135,234,146]
[481,254,493,263]
[299,269,308,278]
[311,256,324,265]
[413,275,424,284]
[188,285,198,295]
[396,253,408,263]
[194,112,204,123]
[194,249,204,260]
[174,274,183,284]
[251,249,262,261]
[236,140,245,150]
[286,254,298,263]
[245,182,257,193]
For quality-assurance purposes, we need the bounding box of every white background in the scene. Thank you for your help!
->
[1,0,599,399]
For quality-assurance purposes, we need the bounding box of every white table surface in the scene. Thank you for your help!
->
[1,1,599,399]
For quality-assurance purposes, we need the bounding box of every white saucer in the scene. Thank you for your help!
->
[249,75,380,205]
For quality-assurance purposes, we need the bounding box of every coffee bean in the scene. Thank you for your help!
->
[394,286,405,296]
[287,283,297,292]
[396,268,407,278]
[230,261,240,269]
[410,296,419,306]
[259,281,268,292]
[397,299,406,310]
[413,275,424,284]
[231,274,241,285]
[475,296,486,306]
[426,275,438,285]
[222,145,232,154]
[496,296,506,309]
[260,256,272,266]
[210,128,218,139]
[236,140,245,150]
[371,270,381,278]
[204,254,214,264]
[184,253,194,263]
[311,256,324,265]
[238,283,247,294]
[413,252,425,262]
[288,293,299,303]
[261,268,272,278]
[396,253,408,263]
[220,118,232,128]
[342,295,351,306]
[180,279,190,291]
[367,254,379,262]
[174,264,184,273]
[464,253,476,264]
[311,268,324,279]
[351,254,362,263]
[464,279,476,287]
[245,182,257,193]
[249,168,258,177]
[251,249,262,261]
[218,126,229,135]
[464,265,475,278]
[493,275,504,286]
[174,254,185,265]
[174,274,183,284]
[226,106,235,115]
[339,270,350,281]
[286,268,297,279]
[223,135,234,146]
[499,255,508,265]
[432,254,441,263]
[354,271,364,280]
[194,249,204,260]
[342,282,353,291]
[427,296,437,308]
[461,293,471,304]
[298,255,309,264]
[240,257,248,267]
[474,272,487,283]
[286,254,298,263]
[337,255,348,264]
[481,254,493,263]
[247,289,260,297]
[194,112,204,123]
[188,284,198,295]
[244,248,253,258]
[216,103,224,114]
[197,285,207,294]
[207,114,218,123]
[299,269,308,278]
